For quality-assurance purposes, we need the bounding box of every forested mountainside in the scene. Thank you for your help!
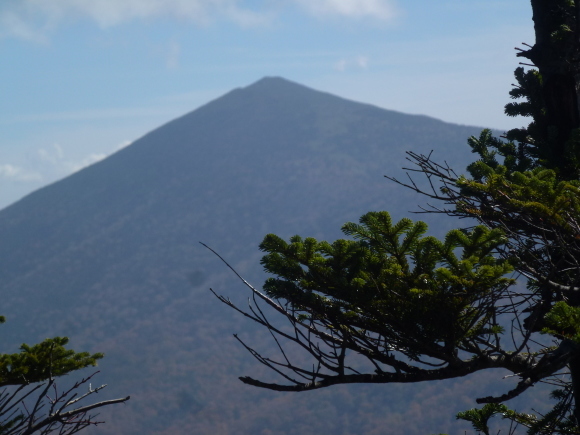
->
[0,78,538,434]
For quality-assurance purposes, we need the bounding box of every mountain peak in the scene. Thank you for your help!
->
[0,77,486,434]
[249,76,293,86]
[238,76,322,99]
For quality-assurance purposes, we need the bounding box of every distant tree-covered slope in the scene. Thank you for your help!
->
[0,77,522,434]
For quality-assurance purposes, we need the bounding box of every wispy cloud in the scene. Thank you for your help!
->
[68,153,107,172]
[0,0,273,40]
[0,141,125,209]
[165,41,181,70]
[37,143,108,175]
[356,55,369,68]
[0,0,397,41]
[0,9,48,43]
[334,59,347,71]
[334,55,370,71]
[294,0,397,20]
[116,140,133,151]
[1,106,175,125]
[0,164,42,182]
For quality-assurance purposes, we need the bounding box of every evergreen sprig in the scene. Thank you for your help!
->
[259,211,513,359]
[0,336,103,387]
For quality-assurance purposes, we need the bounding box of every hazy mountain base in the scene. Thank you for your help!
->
[0,77,545,434]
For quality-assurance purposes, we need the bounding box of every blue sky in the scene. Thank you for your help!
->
[0,0,533,209]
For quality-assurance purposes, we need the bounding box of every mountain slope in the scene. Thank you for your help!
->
[0,77,517,434]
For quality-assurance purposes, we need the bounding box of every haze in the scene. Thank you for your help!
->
[0,0,533,209]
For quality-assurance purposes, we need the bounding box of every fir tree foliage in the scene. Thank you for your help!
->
[0,318,128,433]
[542,302,580,344]
[259,212,512,363]
[211,0,580,432]
[398,0,580,429]
[0,336,102,387]
[456,403,511,435]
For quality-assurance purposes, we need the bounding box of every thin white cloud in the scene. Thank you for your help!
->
[37,144,64,165]
[0,9,48,43]
[0,0,396,41]
[68,153,107,172]
[0,0,272,40]
[356,55,369,68]
[166,41,181,70]
[334,55,370,71]
[0,164,42,182]
[294,0,397,20]
[334,59,347,71]
[116,140,133,151]
[2,106,174,124]
[0,140,129,201]
[37,143,107,174]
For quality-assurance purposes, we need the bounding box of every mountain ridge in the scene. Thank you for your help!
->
[3,75,481,216]
[1,77,511,434]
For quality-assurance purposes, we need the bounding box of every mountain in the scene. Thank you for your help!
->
[0,78,521,434]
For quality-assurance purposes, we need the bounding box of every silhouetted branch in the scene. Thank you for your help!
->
[0,371,130,435]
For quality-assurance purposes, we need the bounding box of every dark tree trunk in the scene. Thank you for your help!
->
[571,354,580,427]
[523,0,580,421]
[522,0,580,178]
